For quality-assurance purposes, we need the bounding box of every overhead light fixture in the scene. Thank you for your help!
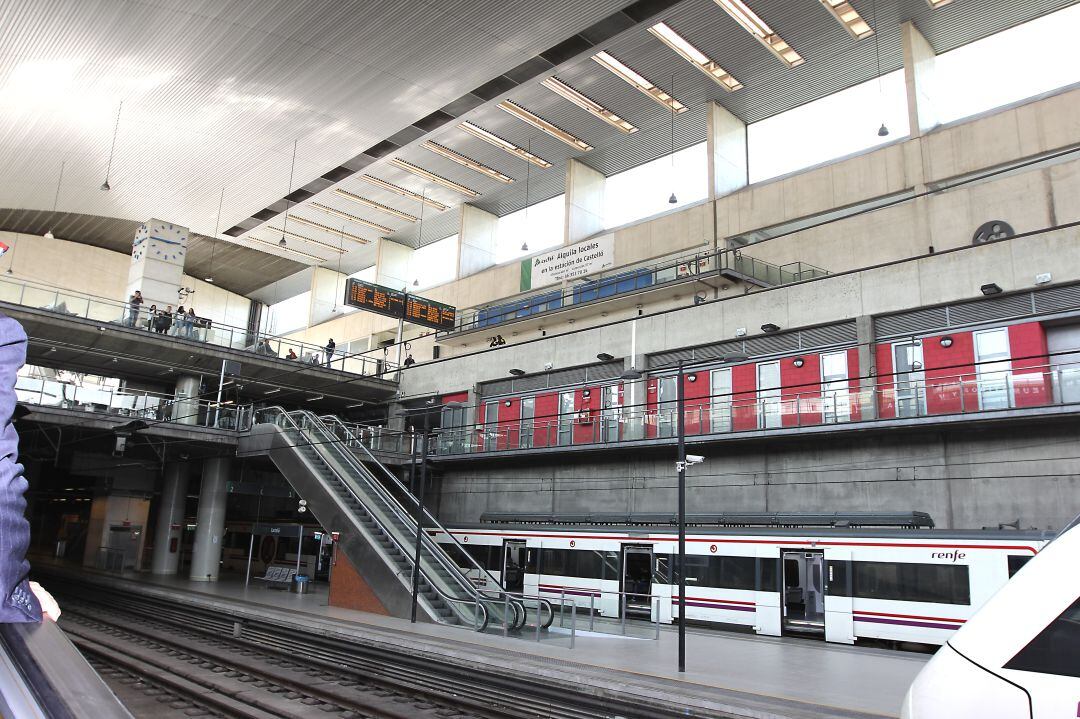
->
[247,235,326,262]
[819,0,873,39]
[621,368,643,380]
[498,101,593,152]
[669,193,678,204]
[359,175,450,211]
[347,402,365,409]
[592,52,688,113]
[458,122,552,168]
[509,368,526,377]
[412,278,420,287]
[263,388,281,395]
[792,357,805,368]
[306,395,324,402]
[268,226,347,253]
[648,23,743,91]
[761,323,781,333]
[288,215,375,243]
[596,352,615,362]
[722,352,750,363]
[980,283,1003,296]
[926,0,952,7]
[204,276,214,283]
[712,0,804,67]
[331,189,417,222]
[421,141,514,183]
[541,77,638,133]
[939,336,954,348]
[520,242,529,252]
[308,203,393,234]
[389,158,481,197]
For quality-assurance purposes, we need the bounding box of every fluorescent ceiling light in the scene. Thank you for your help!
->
[289,214,377,242]
[358,175,450,211]
[540,77,638,133]
[389,158,481,197]
[712,0,804,67]
[247,235,326,262]
[458,122,552,168]
[421,141,514,183]
[268,226,349,252]
[819,0,873,39]
[648,23,743,92]
[591,51,688,113]
[498,100,593,152]
[332,188,418,222]
[309,202,393,234]
[926,0,952,6]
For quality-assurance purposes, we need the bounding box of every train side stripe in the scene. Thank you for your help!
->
[853,610,966,624]
[854,616,960,631]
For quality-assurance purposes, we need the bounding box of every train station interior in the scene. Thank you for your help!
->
[1,0,1078,717]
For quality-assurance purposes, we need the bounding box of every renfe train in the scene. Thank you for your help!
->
[434,513,1055,646]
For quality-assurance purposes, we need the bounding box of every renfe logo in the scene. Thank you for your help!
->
[930,550,967,562]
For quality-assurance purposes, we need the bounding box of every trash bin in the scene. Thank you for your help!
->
[291,574,310,595]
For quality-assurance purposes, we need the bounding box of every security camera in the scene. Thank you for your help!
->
[686,454,705,465]
[544,362,553,371]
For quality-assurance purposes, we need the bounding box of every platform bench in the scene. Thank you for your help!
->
[255,565,297,589]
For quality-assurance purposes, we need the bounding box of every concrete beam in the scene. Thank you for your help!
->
[458,204,499,278]
[375,237,414,291]
[564,159,606,245]
[901,21,940,137]
[706,101,748,199]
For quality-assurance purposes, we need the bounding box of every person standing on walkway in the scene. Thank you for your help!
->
[325,338,336,367]
[184,307,197,339]
[154,304,173,334]
[126,290,143,327]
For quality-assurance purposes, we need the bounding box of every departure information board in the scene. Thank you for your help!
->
[344,279,457,331]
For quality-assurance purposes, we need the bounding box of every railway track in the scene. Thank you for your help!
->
[48,576,740,719]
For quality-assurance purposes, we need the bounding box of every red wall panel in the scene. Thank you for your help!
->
[573,386,602,444]
[780,355,821,427]
[682,372,711,435]
[440,391,469,405]
[731,364,758,431]
[1008,323,1051,408]
[533,393,558,447]
[923,332,976,414]
[496,397,521,450]
[847,348,863,421]
[875,344,896,419]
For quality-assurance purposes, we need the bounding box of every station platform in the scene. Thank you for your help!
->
[33,560,928,719]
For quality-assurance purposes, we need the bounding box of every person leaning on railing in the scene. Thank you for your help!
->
[0,313,59,623]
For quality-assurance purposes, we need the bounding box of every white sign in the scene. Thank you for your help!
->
[529,234,614,288]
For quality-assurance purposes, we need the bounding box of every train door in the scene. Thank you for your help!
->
[502,540,526,593]
[782,550,825,635]
[823,548,854,644]
[622,545,653,617]
[755,546,782,636]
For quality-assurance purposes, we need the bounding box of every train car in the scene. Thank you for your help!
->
[433,513,1054,646]
[902,515,1080,718]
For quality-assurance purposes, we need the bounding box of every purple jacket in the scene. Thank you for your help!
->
[0,314,41,622]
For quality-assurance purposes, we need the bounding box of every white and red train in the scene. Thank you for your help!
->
[434,513,1054,647]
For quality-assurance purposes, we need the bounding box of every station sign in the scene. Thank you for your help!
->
[520,233,615,290]
[344,279,457,331]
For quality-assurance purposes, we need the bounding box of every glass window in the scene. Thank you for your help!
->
[711,368,732,432]
[666,554,757,591]
[496,195,565,264]
[893,340,926,418]
[974,328,1012,410]
[934,5,1080,125]
[748,70,909,183]
[412,235,458,291]
[540,548,567,576]
[658,376,678,438]
[1004,595,1080,678]
[604,142,708,229]
[557,391,574,445]
[265,291,311,335]
[848,561,970,605]
[757,361,782,429]
[1007,555,1032,578]
[519,396,534,449]
[821,351,851,423]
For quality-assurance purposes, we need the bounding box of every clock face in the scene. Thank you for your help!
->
[146,236,186,262]
[132,236,146,261]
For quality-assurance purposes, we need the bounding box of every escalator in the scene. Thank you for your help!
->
[242,408,550,632]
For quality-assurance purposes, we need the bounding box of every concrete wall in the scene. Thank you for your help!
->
[433,421,1080,531]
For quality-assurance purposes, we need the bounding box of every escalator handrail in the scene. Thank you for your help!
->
[319,414,553,629]
[257,407,490,629]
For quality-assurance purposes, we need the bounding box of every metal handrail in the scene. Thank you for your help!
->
[315,412,548,626]
[317,413,551,628]
[261,407,491,629]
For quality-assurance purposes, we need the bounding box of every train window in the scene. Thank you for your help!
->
[756,557,780,593]
[1004,595,1080,678]
[1007,555,1032,577]
[851,561,970,605]
[654,554,672,584]
[720,556,756,591]
[540,548,567,576]
[784,559,801,588]
[668,555,756,590]
[826,560,851,596]
[601,551,620,581]
[575,551,603,578]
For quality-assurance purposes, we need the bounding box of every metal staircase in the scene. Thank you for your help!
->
[244,407,550,632]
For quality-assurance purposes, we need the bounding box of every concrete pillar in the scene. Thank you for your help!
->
[856,315,878,421]
[375,237,414,290]
[706,100,748,199]
[126,219,188,317]
[564,159,606,245]
[172,375,201,425]
[189,457,229,582]
[901,21,940,137]
[622,354,647,441]
[458,204,498,278]
[150,463,189,575]
[309,266,346,327]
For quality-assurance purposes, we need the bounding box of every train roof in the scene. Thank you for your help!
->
[479,511,938,529]
[452,522,1055,542]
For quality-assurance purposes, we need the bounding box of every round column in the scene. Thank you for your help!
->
[173,375,201,426]
[189,457,229,582]
[150,463,189,575]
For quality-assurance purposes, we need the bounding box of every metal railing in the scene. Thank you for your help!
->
[321,417,413,456]
[0,276,394,377]
[446,247,827,334]
[16,377,252,430]
[432,363,1080,455]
